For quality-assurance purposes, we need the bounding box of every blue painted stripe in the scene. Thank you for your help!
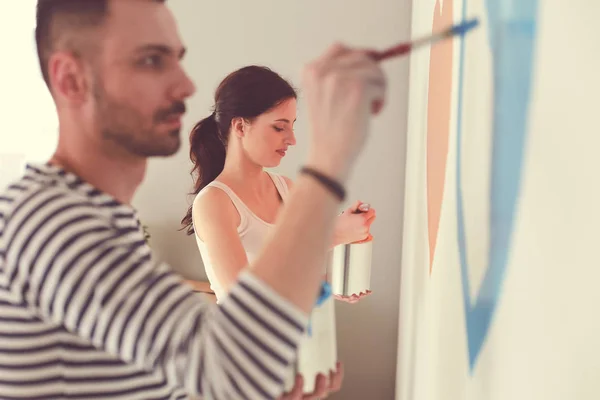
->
[456,0,539,370]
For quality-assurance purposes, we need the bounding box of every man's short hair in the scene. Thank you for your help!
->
[35,0,165,90]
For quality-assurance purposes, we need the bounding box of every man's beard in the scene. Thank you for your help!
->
[93,84,186,158]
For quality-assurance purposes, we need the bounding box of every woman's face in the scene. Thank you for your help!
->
[241,98,297,168]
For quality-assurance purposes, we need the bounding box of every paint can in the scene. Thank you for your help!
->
[329,206,373,297]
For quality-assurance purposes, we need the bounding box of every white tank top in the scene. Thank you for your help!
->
[192,171,290,302]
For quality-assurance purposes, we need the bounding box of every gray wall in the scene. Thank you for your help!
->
[132,1,412,398]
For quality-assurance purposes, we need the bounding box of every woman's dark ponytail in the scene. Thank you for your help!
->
[181,112,226,235]
[181,65,298,236]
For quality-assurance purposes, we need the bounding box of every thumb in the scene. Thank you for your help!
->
[346,200,369,213]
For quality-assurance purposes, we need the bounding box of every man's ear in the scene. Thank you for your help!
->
[48,51,90,104]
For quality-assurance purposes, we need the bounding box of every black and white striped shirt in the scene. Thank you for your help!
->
[0,164,307,399]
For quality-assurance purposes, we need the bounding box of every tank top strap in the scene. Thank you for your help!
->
[195,181,251,233]
[266,171,290,202]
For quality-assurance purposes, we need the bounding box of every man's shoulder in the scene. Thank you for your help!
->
[1,169,86,206]
[0,170,98,235]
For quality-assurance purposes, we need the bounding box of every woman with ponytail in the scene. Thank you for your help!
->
[182,66,377,398]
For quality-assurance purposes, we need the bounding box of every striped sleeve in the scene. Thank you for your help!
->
[3,186,308,399]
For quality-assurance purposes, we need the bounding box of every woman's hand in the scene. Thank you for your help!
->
[332,201,376,246]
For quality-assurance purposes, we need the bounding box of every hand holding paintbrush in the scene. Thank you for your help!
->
[298,19,480,181]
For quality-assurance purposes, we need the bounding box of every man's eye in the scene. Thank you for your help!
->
[139,55,162,67]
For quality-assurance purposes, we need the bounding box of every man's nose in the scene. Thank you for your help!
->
[172,67,196,101]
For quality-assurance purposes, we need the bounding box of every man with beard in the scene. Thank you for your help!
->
[0,1,386,399]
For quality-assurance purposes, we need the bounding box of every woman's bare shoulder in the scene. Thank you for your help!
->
[192,186,238,226]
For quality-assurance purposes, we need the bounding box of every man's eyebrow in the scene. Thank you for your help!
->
[135,44,187,59]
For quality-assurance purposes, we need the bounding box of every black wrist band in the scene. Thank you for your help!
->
[299,166,346,202]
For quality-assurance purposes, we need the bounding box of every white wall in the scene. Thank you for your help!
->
[133,1,412,398]
[0,1,58,188]
[397,0,600,399]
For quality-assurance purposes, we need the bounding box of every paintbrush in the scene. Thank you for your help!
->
[369,18,480,62]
